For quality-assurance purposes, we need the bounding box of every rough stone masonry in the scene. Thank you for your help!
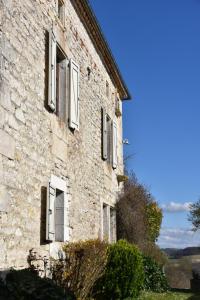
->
[0,0,130,270]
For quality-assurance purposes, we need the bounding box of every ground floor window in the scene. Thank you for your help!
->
[102,203,116,243]
[46,175,69,242]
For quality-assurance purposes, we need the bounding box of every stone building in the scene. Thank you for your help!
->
[0,0,131,269]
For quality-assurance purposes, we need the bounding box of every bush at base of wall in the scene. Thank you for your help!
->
[143,256,169,293]
[53,239,108,300]
[92,240,144,300]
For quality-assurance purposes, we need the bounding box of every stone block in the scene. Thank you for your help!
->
[8,114,19,130]
[52,133,68,162]
[0,185,11,213]
[0,129,15,159]
[0,107,5,129]
[0,82,13,112]
[15,108,25,123]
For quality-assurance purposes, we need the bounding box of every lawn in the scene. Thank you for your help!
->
[138,291,200,300]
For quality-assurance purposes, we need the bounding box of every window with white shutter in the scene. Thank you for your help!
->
[69,59,79,130]
[48,31,69,122]
[112,120,117,169]
[107,116,112,164]
[101,203,116,243]
[102,109,117,168]
[102,108,107,160]
[46,175,69,242]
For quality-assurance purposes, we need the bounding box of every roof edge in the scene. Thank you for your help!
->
[70,0,132,101]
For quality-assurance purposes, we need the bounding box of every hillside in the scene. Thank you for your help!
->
[163,247,200,259]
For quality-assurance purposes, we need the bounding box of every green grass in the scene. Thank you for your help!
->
[138,291,200,300]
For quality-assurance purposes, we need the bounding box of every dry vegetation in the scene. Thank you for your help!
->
[164,255,200,290]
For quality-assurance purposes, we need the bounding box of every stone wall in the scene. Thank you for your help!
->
[0,0,124,269]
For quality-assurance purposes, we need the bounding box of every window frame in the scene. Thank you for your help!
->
[56,0,65,27]
[101,202,116,243]
[46,175,69,242]
[56,44,68,121]
[102,108,118,168]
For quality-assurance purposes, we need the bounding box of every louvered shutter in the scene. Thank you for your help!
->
[102,108,107,160]
[48,30,57,111]
[46,182,56,241]
[112,120,117,169]
[64,192,69,241]
[69,59,79,130]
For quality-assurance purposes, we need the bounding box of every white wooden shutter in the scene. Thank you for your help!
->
[112,120,117,169]
[46,182,56,241]
[103,204,110,241]
[64,192,69,241]
[102,108,107,160]
[69,59,79,130]
[48,30,57,112]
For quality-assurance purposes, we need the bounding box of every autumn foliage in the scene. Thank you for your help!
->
[117,172,165,265]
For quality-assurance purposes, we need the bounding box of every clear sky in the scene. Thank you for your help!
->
[90,0,200,248]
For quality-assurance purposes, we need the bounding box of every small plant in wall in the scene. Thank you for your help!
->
[117,174,129,183]
[115,107,122,118]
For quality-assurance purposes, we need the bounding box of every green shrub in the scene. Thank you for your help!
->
[52,239,108,300]
[93,240,144,300]
[143,256,169,292]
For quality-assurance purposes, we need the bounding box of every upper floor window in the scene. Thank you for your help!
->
[115,95,122,117]
[102,108,117,169]
[56,0,65,26]
[106,81,109,98]
[48,30,80,130]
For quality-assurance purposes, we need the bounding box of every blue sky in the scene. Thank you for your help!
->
[90,0,200,248]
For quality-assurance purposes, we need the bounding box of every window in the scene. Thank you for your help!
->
[102,108,117,168]
[48,30,80,129]
[106,81,109,98]
[46,175,69,242]
[102,203,116,243]
[106,114,112,164]
[56,0,65,26]
[115,95,122,117]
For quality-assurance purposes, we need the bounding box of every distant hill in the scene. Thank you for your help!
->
[163,247,200,259]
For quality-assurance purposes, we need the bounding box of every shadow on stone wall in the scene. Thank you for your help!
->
[40,186,49,245]
[0,268,75,300]
[44,30,51,112]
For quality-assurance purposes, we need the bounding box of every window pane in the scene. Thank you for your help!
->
[55,189,64,241]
